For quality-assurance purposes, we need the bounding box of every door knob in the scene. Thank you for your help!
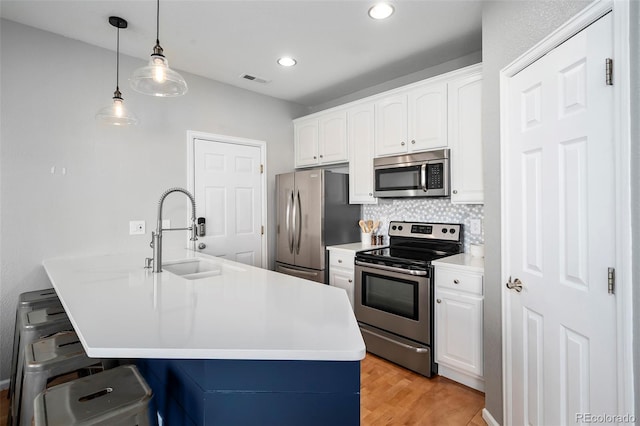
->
[505,276,523,292]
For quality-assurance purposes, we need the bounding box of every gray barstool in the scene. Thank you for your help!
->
[19,331,104,426]
[9,289,61,401]
[11,306,72,426]
[34,365,156,426]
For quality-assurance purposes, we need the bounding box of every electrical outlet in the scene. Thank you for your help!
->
[129,220,145,235]
[470,219,482,235]
[162,219,170,229]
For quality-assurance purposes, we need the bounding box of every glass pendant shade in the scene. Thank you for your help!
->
[130,47,188,97]
[96,16,138,126]
[130,0,188,97]
[96,90,139,126]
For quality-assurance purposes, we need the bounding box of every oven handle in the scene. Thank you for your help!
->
[355,260,428,276]
[421,164,427,192]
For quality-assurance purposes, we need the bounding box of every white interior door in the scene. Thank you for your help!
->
[504,13,617,425]
[194,138,264,267]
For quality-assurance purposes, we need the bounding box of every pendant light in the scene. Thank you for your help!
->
[130,0,188,97]
[96,16,138,126]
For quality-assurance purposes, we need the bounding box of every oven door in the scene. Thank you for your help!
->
[354,261,431,344]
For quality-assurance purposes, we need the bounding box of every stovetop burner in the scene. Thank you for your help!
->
[355,221,464,268]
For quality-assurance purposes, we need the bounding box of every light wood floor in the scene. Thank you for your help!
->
[0,353,486,426]
[361,353,486,425]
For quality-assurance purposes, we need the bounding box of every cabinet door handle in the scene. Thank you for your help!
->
[338,259,342,263]
[401,141,406,146]
[319,154,323,158]
[436,299,442,303]
[453,189,458,194]
[313,156,317,159]
[411,140,416,144]
[453,279,459,284]
[348,279,353,283]
[369,192,373,196]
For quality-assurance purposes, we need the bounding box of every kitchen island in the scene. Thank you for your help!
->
[43,248,364,425]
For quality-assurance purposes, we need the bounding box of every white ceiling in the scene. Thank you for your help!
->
[0,0,483,107]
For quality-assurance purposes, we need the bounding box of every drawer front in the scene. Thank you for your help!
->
[435,268,483,295]
[329,251,355,270]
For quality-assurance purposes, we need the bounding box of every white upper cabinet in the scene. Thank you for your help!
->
[375,81,448,157]
[347,103,377,204]
[294,111,348,168]
[294,119,319,167]
[408,82,448,151]
[293,63,483,204]
[448,69,483,204]
[374,94,408,156]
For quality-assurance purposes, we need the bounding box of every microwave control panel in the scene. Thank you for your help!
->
[427,164,444,189]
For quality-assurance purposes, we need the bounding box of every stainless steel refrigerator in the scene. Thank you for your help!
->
[275,169,360,283]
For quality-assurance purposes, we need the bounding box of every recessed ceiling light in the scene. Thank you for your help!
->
[368,3,394,20]
[277,57,297,67]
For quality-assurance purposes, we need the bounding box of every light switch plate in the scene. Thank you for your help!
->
[470,219,482,235]
[129,220,146,235]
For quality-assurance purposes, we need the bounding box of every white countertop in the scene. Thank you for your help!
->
[43,249,365,361]
[431,253,485,273]
[326,242,387,252]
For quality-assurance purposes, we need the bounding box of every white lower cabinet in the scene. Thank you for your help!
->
[329,269,355,309]
[434,259,484,392]
[327,247,356,310]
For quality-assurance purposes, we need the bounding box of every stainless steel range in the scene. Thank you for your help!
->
[354,221,463,377]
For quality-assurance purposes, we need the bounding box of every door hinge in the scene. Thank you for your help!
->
[261,225,264,235]
[605,58,613,86]
[260,164,264,174]
[608,267,615,294]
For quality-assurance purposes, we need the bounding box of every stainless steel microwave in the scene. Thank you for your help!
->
[373,149,450,198]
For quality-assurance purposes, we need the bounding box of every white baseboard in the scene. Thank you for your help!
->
[0,378,9,391]
[438,365,485,392]
[482,408,500,426]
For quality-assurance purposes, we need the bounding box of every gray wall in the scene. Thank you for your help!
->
[0,19,306,382]
[481,1,598,423]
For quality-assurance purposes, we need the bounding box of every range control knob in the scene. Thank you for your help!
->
[392,225,397,230]
[398,226,403,231]
[442,228,448,233]
[449,228,456,234]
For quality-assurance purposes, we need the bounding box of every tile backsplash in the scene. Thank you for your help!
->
[362,199,484,253]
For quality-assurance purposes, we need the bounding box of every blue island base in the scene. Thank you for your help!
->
[137,358,360,426]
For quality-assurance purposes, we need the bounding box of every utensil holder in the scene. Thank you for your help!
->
[361,232,372,246]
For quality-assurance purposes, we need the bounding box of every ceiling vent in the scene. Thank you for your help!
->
[240,73,271,84]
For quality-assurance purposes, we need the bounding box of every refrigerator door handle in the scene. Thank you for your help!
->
[286,191,294,253]
[291,190,298,254]
[295,190,302,254]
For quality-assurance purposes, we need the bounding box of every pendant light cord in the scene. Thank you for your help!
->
[116,26,120,91]
[156,0,160,44]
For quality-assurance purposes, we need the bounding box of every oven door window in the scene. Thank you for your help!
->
[375,165,421,191]
[361,272,419,320]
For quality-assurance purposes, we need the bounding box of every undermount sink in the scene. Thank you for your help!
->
[163,259,221,280]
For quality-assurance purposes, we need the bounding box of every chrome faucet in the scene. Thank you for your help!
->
[150,187,197,273]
